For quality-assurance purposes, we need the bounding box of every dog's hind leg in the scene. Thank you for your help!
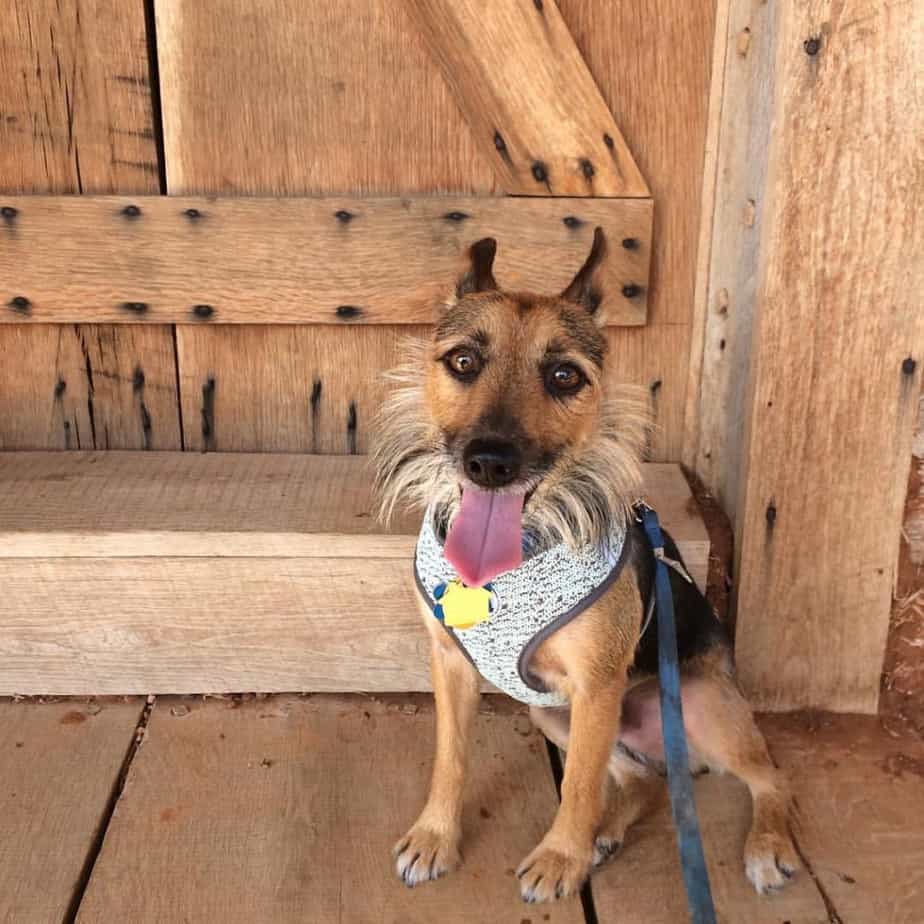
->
[394,625,481,887]
[680,673,800,895]
[529,705,665,866]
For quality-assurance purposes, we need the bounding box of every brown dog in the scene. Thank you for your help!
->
[373,230,798,903]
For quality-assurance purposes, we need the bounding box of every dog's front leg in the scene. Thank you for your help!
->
[394,630,480,886]
[517,682,623,902]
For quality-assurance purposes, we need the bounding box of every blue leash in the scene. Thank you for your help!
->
[639,505,717,924]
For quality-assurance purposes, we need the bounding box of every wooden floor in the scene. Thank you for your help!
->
[2,696,922,924]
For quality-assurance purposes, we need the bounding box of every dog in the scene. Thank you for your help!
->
[372,229,798,904]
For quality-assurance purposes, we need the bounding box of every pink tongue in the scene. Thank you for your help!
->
[444,486,525,587]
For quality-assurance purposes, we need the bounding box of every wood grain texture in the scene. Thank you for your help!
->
[684,0,778,519]
[0,324,181,450]
[155,0,498,196]
[589,769,828,923]
[0,454,708,693]
[763,714,924,924]
[0,0,159,193]
[735,0,924,712]
[0,454,707,581]
[0,0,178,450]
[0,698,143,924]
[0,194,653,325]
[560,0,718,462]
[75,695,584,923]
[405,0,648,197]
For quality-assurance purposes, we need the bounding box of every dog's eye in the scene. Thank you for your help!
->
[443,348,483,380]
[546,363,585,396]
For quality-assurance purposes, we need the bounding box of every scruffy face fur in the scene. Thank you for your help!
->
[374,229,651,550]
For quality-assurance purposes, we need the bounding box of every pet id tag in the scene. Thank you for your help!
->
[432,579,498,630]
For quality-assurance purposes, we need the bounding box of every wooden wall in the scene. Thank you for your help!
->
[0,0,716,462]
[689,0,923,711]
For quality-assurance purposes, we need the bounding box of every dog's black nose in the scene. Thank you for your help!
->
[463,439,522,488]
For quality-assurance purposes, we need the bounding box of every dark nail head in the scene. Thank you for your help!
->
[1,206,18,219]
[562,216,583,229]
[603,133,615,149]
[9,295,31,312]
[621,284,642,299]
[622,237,640,250]
[803,36,821,55]
[122,301,148,314]
[192,304,214,319]
[443,211,470,223]
[184,208,202,220]
[121,204,141,218]
[334,210,353,223]
[531,161,549,183]
[902,356,917,375]
[336,305,363,320]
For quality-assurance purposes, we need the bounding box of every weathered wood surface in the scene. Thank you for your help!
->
[156,0,498,196]
[0,324,182,451]
[0,698,143,924]
[0,454,707,694]
[0,0,177,451]
[684,0,777,521]
[589,767,828,923]
[0,195,652,325]
[734,0,924,712]
[0,0,159,192]
[406,0,647,197]
[75,695,585,923]
[560,0,717,461]
[0,453,707,576]
[764,713,924,924]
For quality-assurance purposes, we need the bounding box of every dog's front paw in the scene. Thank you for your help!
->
[744,830,799,895]
[516,838,593,902]
[394,822,461,887]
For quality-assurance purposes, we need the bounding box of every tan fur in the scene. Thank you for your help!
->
[378,236,797,903]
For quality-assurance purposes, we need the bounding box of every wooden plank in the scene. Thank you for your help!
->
[0,557,425,695]
[0,453,419,559]
[683,0,778,519]
[589,770,828,923]
[0,324,181,450]
[176,325,402,454]
[75,695,585,923]
[734,0,924,712]
[155,0,498,196]
[0,453,707,580]
[0,698,143,923]
[0,454,708,693]
[560,0,718,462]
[405,0,647,197]
[763,713,924,924]
[0,194,652,325]
[0,0,179,451]
[0,0,159,192]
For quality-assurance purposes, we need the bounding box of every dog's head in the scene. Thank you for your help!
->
[374,229,650,586]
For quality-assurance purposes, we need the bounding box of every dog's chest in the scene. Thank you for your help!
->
[414,510,629,707]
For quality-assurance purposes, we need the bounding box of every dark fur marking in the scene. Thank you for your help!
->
[630,525,730,677]
[558,309,606,367]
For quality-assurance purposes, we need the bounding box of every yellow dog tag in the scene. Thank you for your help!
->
[433,579,497,630]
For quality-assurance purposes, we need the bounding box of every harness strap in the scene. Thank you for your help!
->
[639,504,717,924]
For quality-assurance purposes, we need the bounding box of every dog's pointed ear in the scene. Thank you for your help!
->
[562,227,607,321]
[455,237,498,298]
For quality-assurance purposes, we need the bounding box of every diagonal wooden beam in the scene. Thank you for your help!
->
[404,0,649,197]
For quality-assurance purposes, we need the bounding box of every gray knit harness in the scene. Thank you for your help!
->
[414,508,631,707]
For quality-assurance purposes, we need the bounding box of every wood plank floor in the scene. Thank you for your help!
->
[2,696,922,923]
[0,698,144,924]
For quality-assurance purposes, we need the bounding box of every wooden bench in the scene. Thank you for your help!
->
[0,452,708,694]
